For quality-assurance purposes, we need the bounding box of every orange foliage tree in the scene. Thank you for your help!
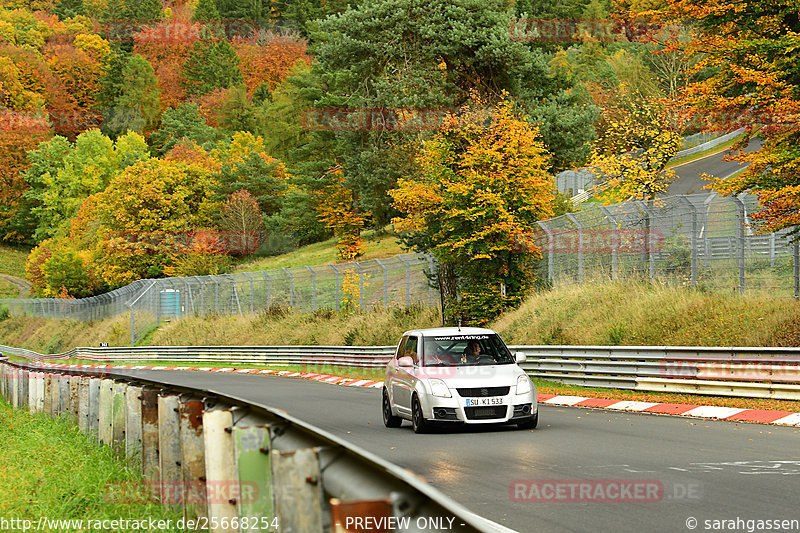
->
[231,32,310,97]
[648,0,800,238]
[133,22,200,110]
[0,111,52,242]
[390,99,555,324]
[316,168,366,261]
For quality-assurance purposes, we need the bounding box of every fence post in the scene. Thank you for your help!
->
[703,193,716,268]
[375,259,388,308]
[397,256,411,307]
[329,265,340,312]
[566,213,584,284]
[770,233,776,268]
[732,196,746,294]
[426,254,435,305]
[794,239,799,301]
[597,206,619,281]
[637,202,656,281]
[244,272,255,314]
[678,196,698,287]
[214,278,219,314]
[264,272,272,309]
[536,221,554,284]
[282,268,294,308]
[305,266,317,311]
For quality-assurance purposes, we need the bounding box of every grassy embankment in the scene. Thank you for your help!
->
[0,245,31,299]
[0,398,188,532]
[2,281,799,412]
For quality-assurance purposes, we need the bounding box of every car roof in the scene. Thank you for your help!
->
[402,327,498,337]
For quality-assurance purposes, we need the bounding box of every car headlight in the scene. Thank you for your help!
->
[516,374,532,395]
[429,379,452,398]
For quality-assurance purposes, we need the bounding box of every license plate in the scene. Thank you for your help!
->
[465,397,503,407]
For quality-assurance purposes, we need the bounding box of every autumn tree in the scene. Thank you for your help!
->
[103,54,161,136]
[192,0,220,22]
[94,158,220,287]
[0,111,52,242]
[150,102,219,154]
[219,189,264,255]
[648,0,800,239]
[390,99,555,324]
[182,38,243,97]
[23,129,150,241]
[212,131,288,215]
[317,169,365,261]
[588,98,681,202]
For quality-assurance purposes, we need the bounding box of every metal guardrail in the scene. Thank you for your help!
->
[512,345,800,400]
[3,344,800,400]
[0,357,512,533]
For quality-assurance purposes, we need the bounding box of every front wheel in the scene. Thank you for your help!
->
[411,395,428,434]
[518,411,538,430]
[382,389,402,428]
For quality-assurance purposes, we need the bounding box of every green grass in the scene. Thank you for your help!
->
[0,278,19,298]
[0,244,30,279]
[234,228,405,273]
[0,398,189,532]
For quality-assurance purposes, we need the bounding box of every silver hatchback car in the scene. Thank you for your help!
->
[381,327,537,433]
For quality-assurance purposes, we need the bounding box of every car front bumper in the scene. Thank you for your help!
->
[421,391,537,425]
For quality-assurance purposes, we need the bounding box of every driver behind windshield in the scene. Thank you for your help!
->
[461,340,482,364]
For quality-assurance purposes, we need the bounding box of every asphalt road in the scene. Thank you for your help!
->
[109,369,800,533]
[665,138,763,196]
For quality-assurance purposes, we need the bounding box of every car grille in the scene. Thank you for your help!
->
[457,386,510,398]
[465,406,508,420]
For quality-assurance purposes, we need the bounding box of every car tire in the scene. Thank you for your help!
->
[382,389,402,428]
[411,394,428,434]
[518,411,538,430]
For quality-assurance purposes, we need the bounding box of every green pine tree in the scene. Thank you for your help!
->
[182,40,244,97]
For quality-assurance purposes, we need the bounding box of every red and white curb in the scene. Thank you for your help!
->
[33,362,385,389]
[538,394,800,427]
[27,362,800,427]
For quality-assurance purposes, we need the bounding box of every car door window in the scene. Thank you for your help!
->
[395,336,408,361]
[405,336,419,365]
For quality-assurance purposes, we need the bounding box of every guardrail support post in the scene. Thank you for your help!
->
[43,373,53,416]
[202,409,239,532]
[179,398,207,521]
[78,378,90,432]
[141,389,160,483]
[112,382,128,452]
[125,385,143,463]
[158,394,183,509]
[272,447,325,532]
[233,426,275,532]
[88,377,101,437]
[98,379,115,446]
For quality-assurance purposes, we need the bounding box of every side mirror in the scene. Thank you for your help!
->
[398,356,414,368]
[515,352,526,364]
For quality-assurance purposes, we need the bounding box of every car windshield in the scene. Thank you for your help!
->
[422,334,514,366]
